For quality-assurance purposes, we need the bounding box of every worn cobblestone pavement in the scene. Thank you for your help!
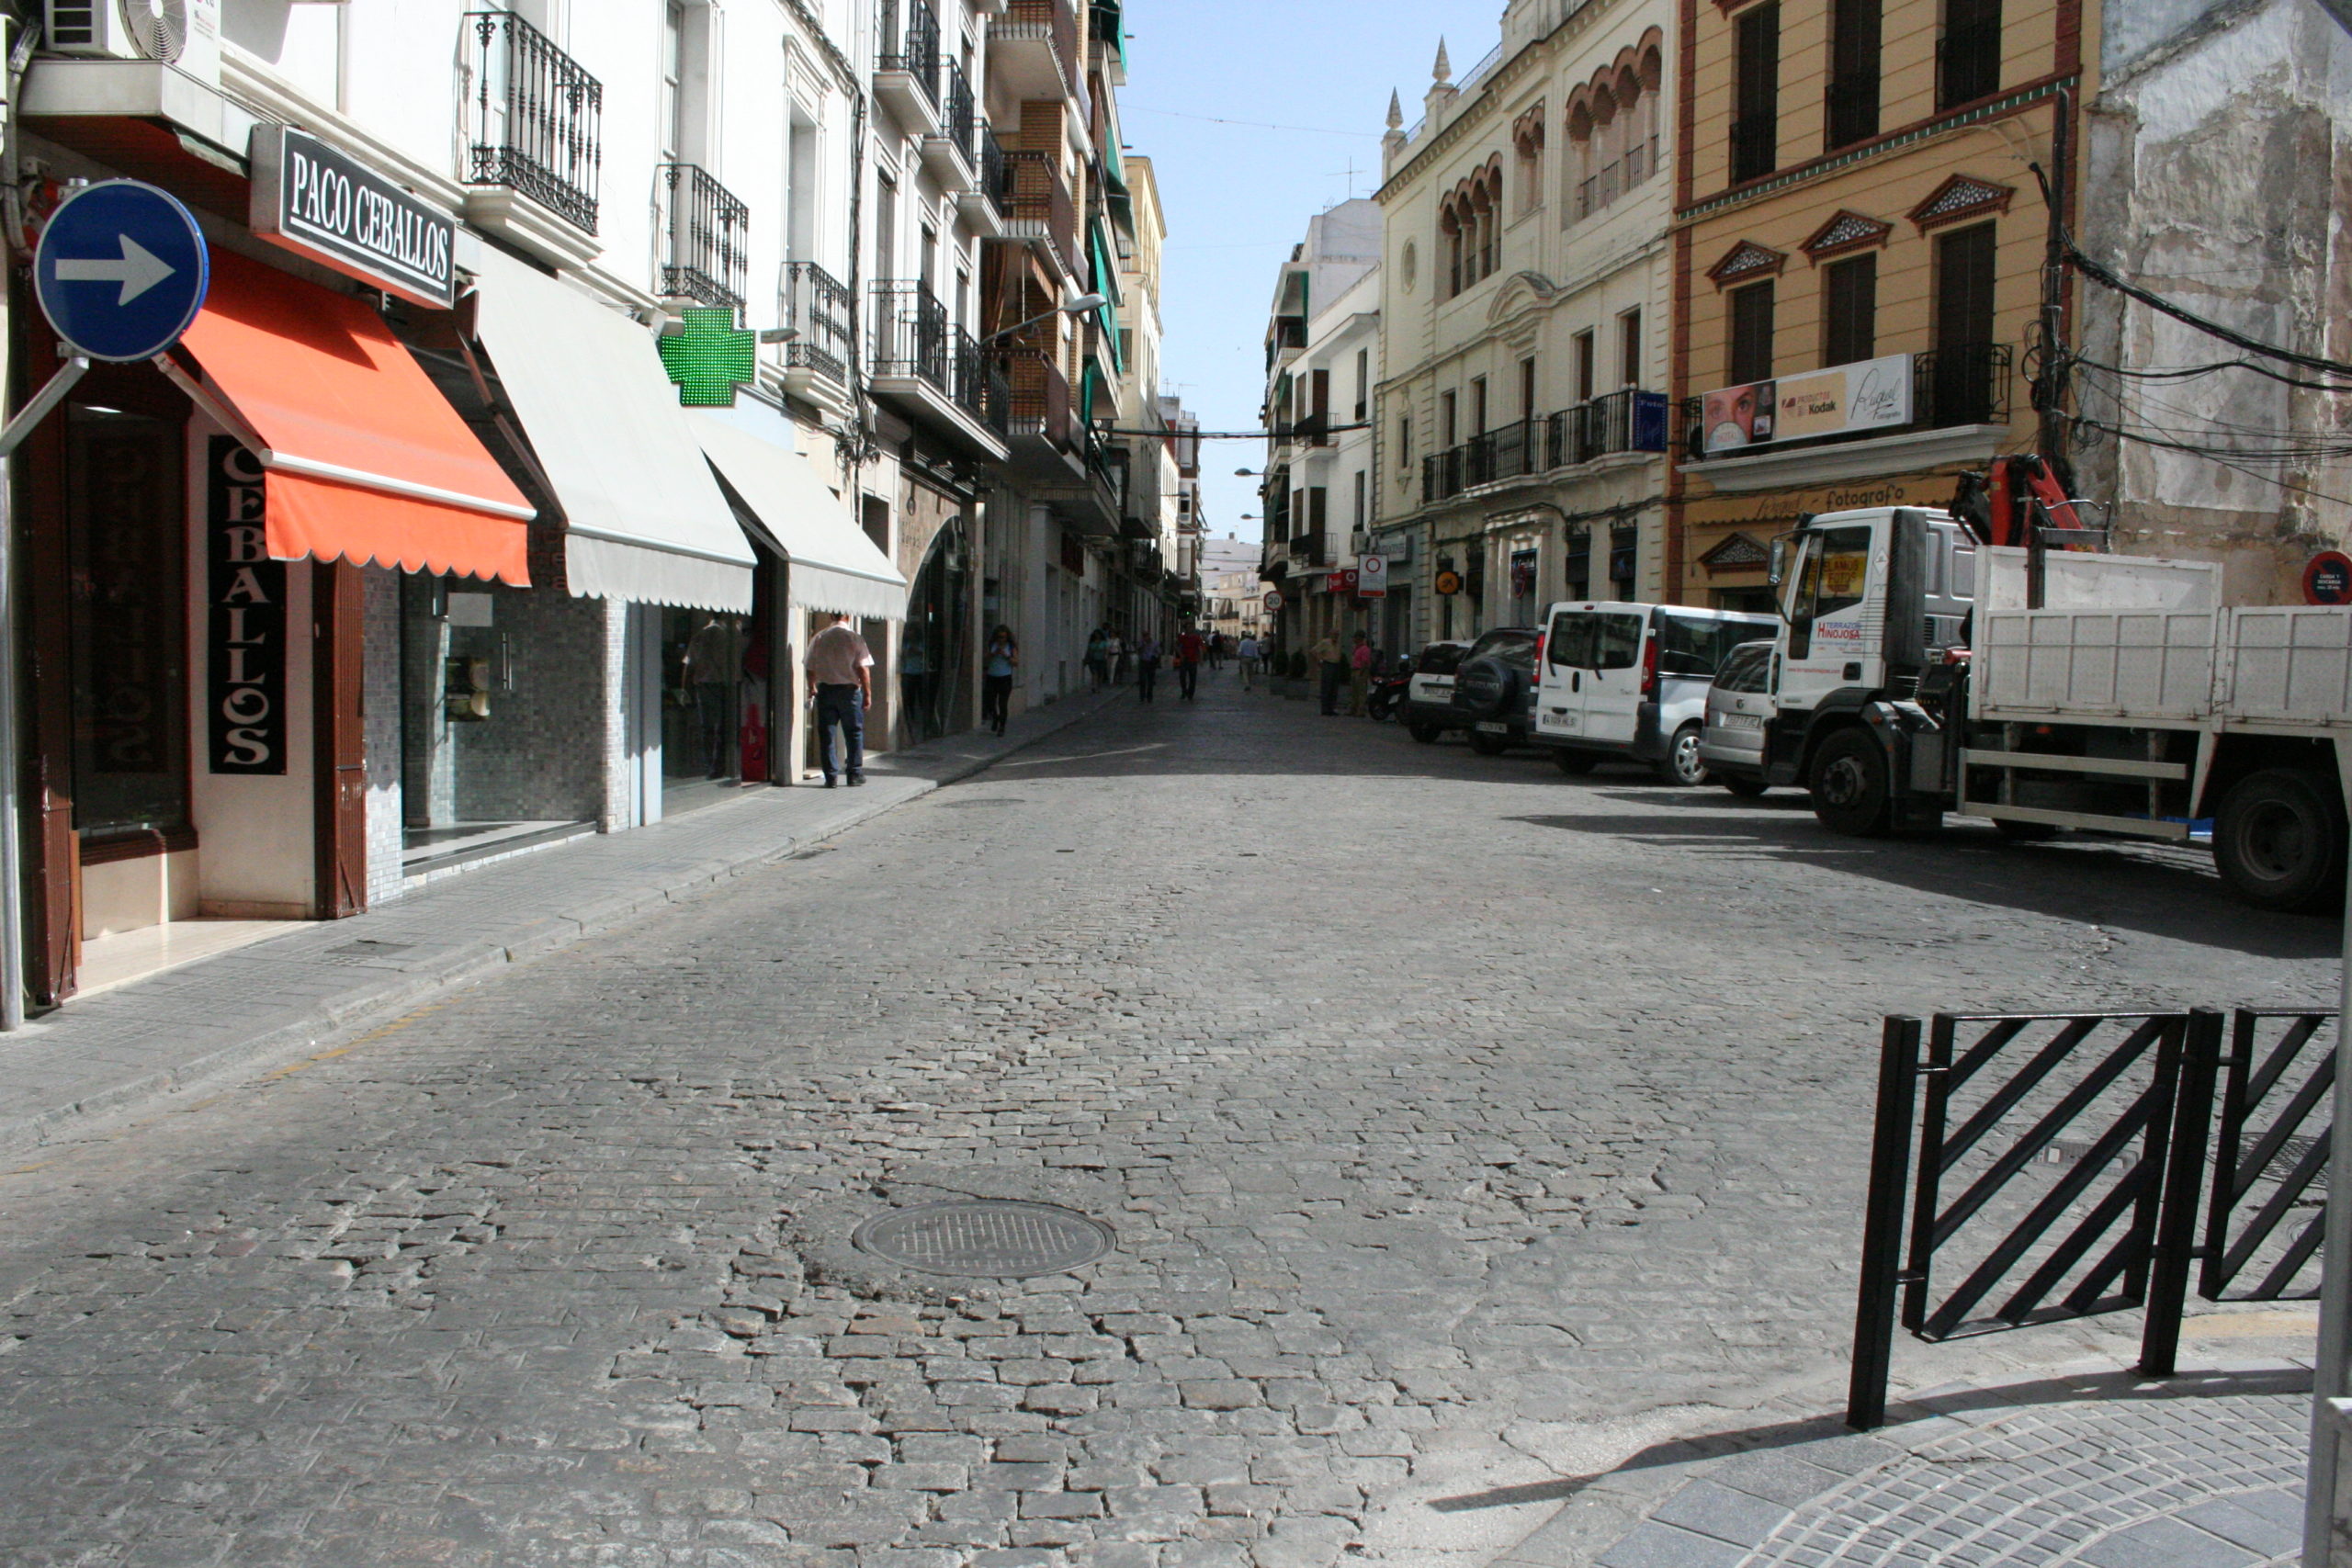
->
[0,671,2335,1568]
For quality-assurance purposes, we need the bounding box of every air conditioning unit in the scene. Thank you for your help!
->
[44,0,220,84]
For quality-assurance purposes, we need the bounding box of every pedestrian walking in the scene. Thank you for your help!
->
[983,626,1019,736]
[806,612,873,787]
[1112,632,1132,686]
[1237,632,1261,690]
[1312,631,1343,716]
[1176,626,1204,700]
[1084,626,1110,693]
[1136,632,1162,703]
[1206,634,1226,671]
[1347,631,1374,716]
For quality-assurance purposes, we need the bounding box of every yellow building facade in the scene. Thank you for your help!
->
[1670,0,2096,605]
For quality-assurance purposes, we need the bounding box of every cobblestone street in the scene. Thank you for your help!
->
[0,671,2335,1568]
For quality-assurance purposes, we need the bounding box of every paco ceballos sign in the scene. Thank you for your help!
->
[249,126,457,310]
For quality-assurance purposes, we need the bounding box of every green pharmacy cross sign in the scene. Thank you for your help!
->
[659,306,757,407]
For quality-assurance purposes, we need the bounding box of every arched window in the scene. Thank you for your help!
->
[1513,107,1547,216]
[1441,201,1464,298]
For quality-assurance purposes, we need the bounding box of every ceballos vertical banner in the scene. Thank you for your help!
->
[207,436,287,773]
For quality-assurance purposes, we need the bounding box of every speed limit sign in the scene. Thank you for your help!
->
[1263,589,1284,611]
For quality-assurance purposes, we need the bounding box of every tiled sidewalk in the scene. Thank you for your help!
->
[0,687,1125,1156]
[1487,1333,2316,1568]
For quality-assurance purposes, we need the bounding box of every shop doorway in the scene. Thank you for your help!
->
[660,606,750,817]
[900,518,972,742]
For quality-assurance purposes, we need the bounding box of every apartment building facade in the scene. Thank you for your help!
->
[1668,0,2092,606]
[1373,0,1677,650]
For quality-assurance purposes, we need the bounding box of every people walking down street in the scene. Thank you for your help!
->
[1136,633,1162,703]
[1238,633,1261,690]
[1206,634,1226,671]
[1348,631,1374,716]
[684,614,741,779]
[1312,632,1343,716]
[1112,632,1132,686]
[807,612,874,787]
[983,626,1019,736]
[1084,626,1111,693]
[1176,626,1204,700]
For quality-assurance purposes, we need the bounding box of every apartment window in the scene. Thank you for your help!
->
[1939,0,2002,108]
[1398,413,1413,469]
[1470,377,1488,436]
[1731,4,1780,184]
[919,222,937,290]
[1310,367,1331,441]
[1513,108,1546,216]
[1354,348,1370,421]
[1307,486,1329,544]
[1442,390,1458,448]
[1618,309,1642,386]
[1728,280,1775,385]
[1519,358,1538,421]
[1827,0,1881,150]
[1932,222,1997,422]
[661,1,685,160]
[876,173,898,281]
[1573,330,1596,403]
[1352,470,1366,531]
[1823,254,1877,366]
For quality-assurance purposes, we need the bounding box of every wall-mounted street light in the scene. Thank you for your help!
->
[980,290,1108,348]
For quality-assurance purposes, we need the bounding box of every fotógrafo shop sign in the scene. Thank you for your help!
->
[250,126,456,310]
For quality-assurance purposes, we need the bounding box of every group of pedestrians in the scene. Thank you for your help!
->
[1312,630,1380,716]
[1082,625,1238,704]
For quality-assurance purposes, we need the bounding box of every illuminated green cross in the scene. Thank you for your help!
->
[659,306,758,408]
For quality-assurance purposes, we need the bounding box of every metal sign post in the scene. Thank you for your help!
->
[2305,879,2352,1564]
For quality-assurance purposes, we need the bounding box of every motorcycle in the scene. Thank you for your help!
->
[1365,656,1414,722]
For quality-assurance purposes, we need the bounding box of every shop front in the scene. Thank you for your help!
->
[1679,472,1960,614]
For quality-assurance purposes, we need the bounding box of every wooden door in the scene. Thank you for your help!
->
[312,560,367,918]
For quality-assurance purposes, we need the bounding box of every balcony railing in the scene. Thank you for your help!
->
[1418,391,1659,503]
[783,260,853,383]
[879,0,942,109]
[1001,348,1073,446]
[940,57,976,162]
[1938,21,2003,107]
[1825,73,1880,149]
[1289,530,1326,563]
[1730,114,1777,183]
[463,11,603,233]
[1574,137,1657,221]
[977,126,1009,213]
[956,333,1012,436]
[658,164,749,309]
[1678,344,2012,458]
[1003,148,1080,275]
[1550,390,1647,467]
[1000,0,1079,84]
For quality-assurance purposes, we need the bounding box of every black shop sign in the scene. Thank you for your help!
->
[249,125,457,309]
[206,437,287,774]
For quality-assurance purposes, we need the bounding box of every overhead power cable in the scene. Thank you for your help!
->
[2068,245,2352,379]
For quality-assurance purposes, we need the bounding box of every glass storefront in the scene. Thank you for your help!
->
[900,518,971,743]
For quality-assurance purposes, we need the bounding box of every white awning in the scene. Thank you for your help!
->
[693,415,909,622]
[466,248,754,612]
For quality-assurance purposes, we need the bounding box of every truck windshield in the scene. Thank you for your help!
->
[1788,525,1872,659]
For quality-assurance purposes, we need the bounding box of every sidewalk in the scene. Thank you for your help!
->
[0,686,1126,1157]
[1483,1312,2316,1568]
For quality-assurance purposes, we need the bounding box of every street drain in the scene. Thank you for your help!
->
[852,1199,1113,1278]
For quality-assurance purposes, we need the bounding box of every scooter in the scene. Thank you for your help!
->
[1365,656,1414,722]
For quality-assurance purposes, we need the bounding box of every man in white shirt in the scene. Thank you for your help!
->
[805,613,875,787]
[1237,634,1261,690]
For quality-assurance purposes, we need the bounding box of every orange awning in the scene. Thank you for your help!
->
[174,249,534,585]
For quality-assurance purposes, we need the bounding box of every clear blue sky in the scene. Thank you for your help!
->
[1123,0,1508,545]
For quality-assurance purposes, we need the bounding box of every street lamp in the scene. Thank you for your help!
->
[980,291,1108,347]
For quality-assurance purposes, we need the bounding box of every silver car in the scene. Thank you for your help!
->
[1697,639,1775,796]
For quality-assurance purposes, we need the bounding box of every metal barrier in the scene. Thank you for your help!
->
[1848,1010,2224,1429]
[2202,1009,2335,1303]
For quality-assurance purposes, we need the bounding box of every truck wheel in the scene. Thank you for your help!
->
[1721,774,1770,798]
[2214,769,2347,914]
[1810,728,1894,837]
[1657,723,1710,786]
[1408,720,1442,745]
[1466,731,1510,756]
[1554,749,1598,775]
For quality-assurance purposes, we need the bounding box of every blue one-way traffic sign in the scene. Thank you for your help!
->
[34,180,209,362]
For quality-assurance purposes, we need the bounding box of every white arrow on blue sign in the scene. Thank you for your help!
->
[34,180,209,362]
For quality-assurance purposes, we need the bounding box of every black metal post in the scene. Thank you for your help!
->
[1849,1014,1924,1430]
[2143,1007,2224,1376]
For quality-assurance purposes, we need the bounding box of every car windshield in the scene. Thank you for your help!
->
[1467,629,1537,670]
[1415,642,1469,675]
[1657,613,1775,677]
[1713,640,1773,694]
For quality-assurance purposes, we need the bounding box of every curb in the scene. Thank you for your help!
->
[0,688,1126,1159]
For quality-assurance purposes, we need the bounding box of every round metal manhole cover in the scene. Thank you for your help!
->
[852,1200,1114,1278]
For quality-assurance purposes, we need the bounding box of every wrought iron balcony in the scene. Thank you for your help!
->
[462,10,603,234]
[1001,348,1073,446]
[657,164,749,309]
[1826,73,1880,150]
[872,283,1003,433]
[1574,137,1657,221]
[1678,344,2012,458]
[1730,114,1777,184]
[1419,392,1663,502]
[783,261,854,383]
[1938,21,2003,108]
[1003,149,1080,276]
[941,58,976,163]
[879,0,942,111]
[978,126,1009,210]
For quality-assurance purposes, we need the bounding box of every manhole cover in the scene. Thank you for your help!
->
[852,1200,1113,1278]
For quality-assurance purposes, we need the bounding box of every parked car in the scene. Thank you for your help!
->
[1533,602,1779,784]
[1403,639,1476,743]
[1697,637,1777,796]
[1448,627,1542,754]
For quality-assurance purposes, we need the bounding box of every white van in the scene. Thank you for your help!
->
[1534,601,1780,784]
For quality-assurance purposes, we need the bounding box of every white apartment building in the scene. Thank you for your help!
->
[1374,0,1675,646]
[5,0,1166,1008]
[1257,198,1381,662]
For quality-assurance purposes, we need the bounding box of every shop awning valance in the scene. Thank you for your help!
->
[467,247,753,613]
[174,249,535,585]
[693,415,908,622]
